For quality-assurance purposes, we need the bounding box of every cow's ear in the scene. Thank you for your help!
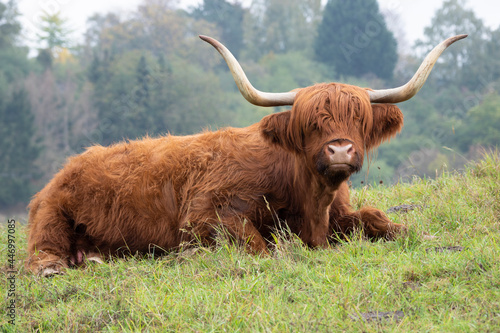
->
[260,111,297,151]
[367,104,404,150]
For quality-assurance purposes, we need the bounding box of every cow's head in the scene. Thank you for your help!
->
[200,34,466,187]
[259,83,403,187]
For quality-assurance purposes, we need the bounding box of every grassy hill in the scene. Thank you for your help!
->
[1,153,499,332]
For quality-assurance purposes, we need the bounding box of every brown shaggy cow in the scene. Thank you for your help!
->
[26,34,466,276]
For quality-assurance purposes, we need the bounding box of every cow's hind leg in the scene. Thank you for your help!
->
[220,215,269,255]
[26,199,76,276]
[70,234,104,267]
[330,207,406,241]
[181,213,268,255]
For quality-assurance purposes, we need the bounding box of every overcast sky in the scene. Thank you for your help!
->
[17,0,500,50]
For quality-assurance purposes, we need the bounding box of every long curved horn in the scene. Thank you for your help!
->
[368,34,468,103]
[199,35,297,107]
[201,34,467,106]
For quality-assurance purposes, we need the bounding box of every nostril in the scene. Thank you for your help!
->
[346,144,354,156]
[327,145,336,155]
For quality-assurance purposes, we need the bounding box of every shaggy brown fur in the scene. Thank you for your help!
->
[26,83,405,275]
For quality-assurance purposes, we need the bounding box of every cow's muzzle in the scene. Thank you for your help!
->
[325,140,355,167]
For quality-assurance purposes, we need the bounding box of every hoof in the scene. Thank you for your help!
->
[41,266,64,277]
[86,255,104,265]
[27,251,68,276]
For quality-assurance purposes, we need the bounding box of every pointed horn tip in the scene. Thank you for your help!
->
[199,35,217,45]
[199,35,210,42]
[199,35,221,49]
[447,34,468,45]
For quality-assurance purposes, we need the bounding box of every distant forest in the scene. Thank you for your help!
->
[1,0,499,210]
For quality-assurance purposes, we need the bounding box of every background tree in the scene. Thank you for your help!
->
[0,0,28,80]
[36,10,73,61]
[456,93,500,151]
[134,55,153,131]
[314,0,397,80]
[415,0,488,89]
[371,0,500,185]
[191,0,245,58]
[0,89,41,208]
[0,0,20,48]
[405,0,498,158]
[243,0,322,60]
[460,26,500,92]
[0,0,40,208]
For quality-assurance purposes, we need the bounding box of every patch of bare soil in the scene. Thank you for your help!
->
[349,310,405,322]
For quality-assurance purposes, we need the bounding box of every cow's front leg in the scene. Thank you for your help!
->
[300,211,330,248]
[330,207,406,241]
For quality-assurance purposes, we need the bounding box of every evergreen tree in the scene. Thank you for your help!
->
[314,0,397,80]
[87,53,101,84]
[36,10,73,63]
[0,0,40,208]
[0,0,28,80]
[36,48,53,69]
[37,11,72,51]
[0,89,41,208]
[135,55,150,111]
[134,54,155,135]
[0,0,20,48]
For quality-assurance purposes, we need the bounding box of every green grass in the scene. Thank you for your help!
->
[1,153,500,332]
